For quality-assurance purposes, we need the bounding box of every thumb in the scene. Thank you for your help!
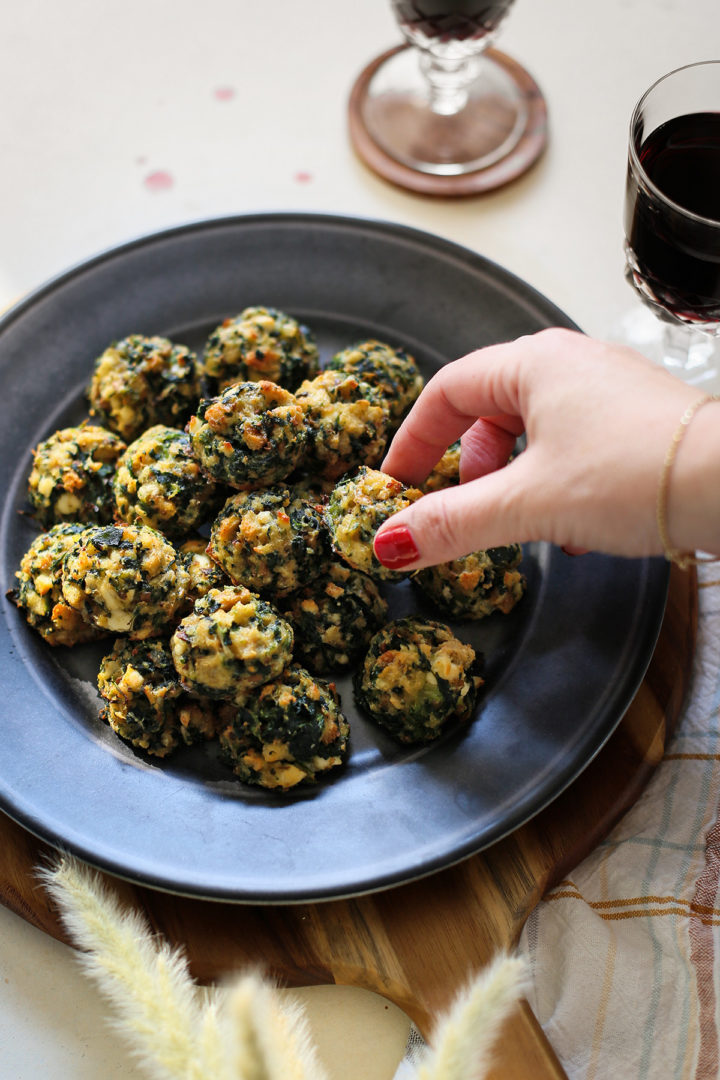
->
[373,459,533,571]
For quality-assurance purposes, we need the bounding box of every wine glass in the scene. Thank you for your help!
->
[348,1,547,196]
[623,61,720,387]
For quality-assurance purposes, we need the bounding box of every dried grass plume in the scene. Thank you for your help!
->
[39,853,529,1080]
[415,952,530,1080]
[38,853,327,1080]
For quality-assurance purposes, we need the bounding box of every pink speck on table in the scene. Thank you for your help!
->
[294,171,313,184]
[214,87,236,101]
[144,170,174,193]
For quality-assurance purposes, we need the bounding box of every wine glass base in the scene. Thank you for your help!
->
[348,44,548,196]
[611,303,720,392]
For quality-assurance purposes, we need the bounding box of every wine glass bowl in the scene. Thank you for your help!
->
[391,0,513,46]
[623,62,720,381]
[347,1,548,195]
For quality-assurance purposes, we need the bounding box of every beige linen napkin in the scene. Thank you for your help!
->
[520,564,720,1079]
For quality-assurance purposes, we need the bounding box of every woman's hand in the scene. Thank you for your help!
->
[374,328,712,569]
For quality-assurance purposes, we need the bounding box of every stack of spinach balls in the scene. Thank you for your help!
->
[12,306,525,792]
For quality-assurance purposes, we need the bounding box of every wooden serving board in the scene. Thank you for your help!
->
[0,564,696,1079]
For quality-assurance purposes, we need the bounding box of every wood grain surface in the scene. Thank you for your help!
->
[0,563,696,1078]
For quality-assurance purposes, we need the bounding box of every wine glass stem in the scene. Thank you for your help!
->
[419,51,481,115]
[662,321,693,370]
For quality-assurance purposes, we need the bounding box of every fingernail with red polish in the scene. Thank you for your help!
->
[561,545,589,557]
[374,526,420,569]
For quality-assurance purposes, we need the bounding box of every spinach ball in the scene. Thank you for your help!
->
[325,466,423,582]
[61,523,189,639]
[176,537,229,609]
[200,306,319,395]
[281,561,388,674]
[423,441,461,493]
[328,339,424,426]
[294,369,389,481]
[88,334,200,442]
[27,424,126,527]
[354,616,483,744]
[98,637,217,757]
[208,486,329,599]
[414,545,526,620]
[170,585,293,701]
[113,424,220,538]
[12,523,106,647]
[187,380,307,489]
[218,664,349,790]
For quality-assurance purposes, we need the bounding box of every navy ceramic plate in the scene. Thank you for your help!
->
[0,214,668,902]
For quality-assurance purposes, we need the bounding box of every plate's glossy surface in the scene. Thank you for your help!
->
[0,214,668,902]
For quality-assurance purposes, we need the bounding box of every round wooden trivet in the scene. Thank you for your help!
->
[0,564,696,1079]
[348,45,548,197]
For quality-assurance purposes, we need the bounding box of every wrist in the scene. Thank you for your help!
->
[663,396,720,564]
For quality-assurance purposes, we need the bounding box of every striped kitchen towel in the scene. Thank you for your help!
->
[521,564,720,1079]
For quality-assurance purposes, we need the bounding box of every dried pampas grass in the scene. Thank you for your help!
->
[39,852,529,1080]
[223,975,327,1080]
[415,953,530,1080]
[38,854,327,1080]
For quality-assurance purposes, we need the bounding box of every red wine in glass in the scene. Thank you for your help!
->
[391,1,515,46]
[624,112,720,330]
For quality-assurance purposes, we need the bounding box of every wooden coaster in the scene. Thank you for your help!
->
[348,45,548,197]
[0,565,696,1079]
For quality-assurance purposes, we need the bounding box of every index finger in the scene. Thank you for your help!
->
[381,339,527,486]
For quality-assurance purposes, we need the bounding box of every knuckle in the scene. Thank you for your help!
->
[419,492,466,555]
[435,376,476,425]
[533,326,581,349]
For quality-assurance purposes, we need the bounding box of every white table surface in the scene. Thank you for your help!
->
[0,1,717,1076]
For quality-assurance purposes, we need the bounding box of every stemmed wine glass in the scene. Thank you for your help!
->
[623,61,720,387]
[348,1,547,196]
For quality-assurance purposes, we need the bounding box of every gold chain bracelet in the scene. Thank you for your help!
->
[656,392,720,570]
